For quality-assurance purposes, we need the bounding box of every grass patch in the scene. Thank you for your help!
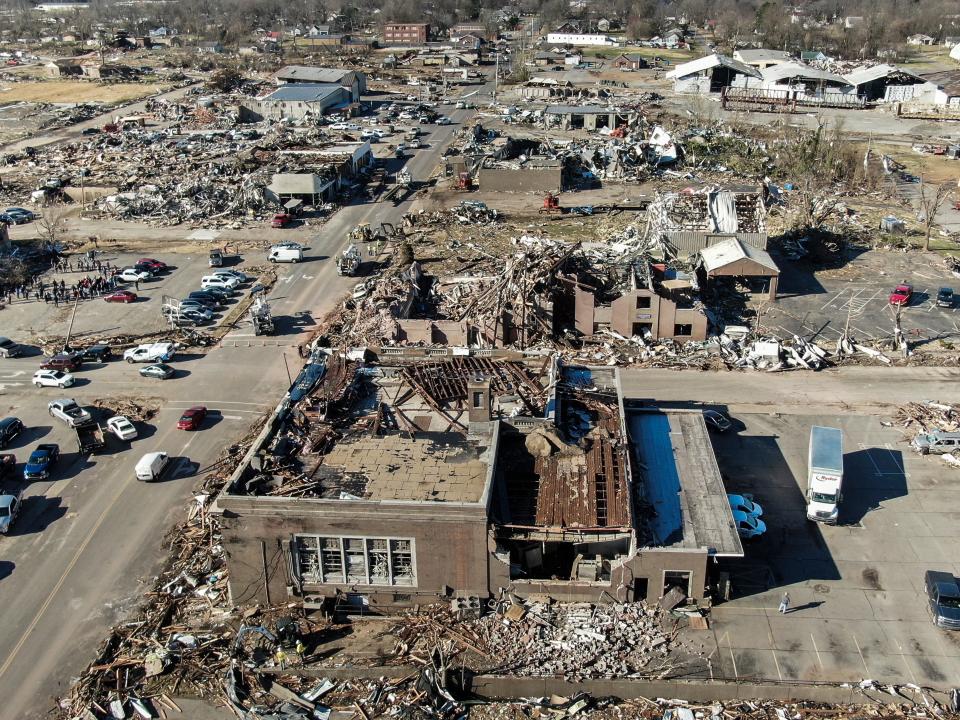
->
[0,80,171,104]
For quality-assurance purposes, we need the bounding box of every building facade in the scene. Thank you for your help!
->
[384,22,429,45]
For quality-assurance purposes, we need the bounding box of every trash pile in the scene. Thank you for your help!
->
[393,598,700,682]
[36,102,101,131]
[92,396,162,422]
[893,402,958,434]
[402,200,501,227]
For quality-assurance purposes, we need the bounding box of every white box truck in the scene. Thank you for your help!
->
[807,426,843,524]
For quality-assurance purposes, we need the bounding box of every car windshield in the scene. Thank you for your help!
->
[812,491,837,503]
[180,414,192,422]
[940,595,960,609]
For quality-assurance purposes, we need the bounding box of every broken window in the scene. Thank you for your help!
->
[664,570,692,597]
[673,323,693,336]
[391,539,414,586]
[344,538,366,582]
[295,535,416,586]
[635,296,651,309]
[632,322,652,338]
[320,537,344,583]
[296,536,320,582]
[367,538,390,583]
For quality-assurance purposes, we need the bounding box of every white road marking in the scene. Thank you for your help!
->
[221,415,243,420]
[811,633,823,668]
[771,648,783,681]
[851,632,869,673]
[301,275,315,279]
[0,371,26,378]
[897,641,919,684]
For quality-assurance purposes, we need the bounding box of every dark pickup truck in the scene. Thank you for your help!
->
[24,443,59,480]
[76,423,105,454]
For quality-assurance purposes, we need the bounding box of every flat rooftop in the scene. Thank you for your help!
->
[627,409,743,556]
[316,430,493,503]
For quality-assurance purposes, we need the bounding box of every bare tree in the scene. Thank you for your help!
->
[36,205,67,250]
[917,174,953,251]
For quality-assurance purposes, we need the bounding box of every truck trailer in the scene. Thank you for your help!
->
[806,426,843,524]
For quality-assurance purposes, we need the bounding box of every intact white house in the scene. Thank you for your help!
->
[546,33,618,47]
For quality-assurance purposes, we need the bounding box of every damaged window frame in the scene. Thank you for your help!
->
[295,534,417,587]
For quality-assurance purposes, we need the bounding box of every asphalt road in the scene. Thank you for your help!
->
[0,88,481,719]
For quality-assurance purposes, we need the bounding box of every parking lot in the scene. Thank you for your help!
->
[2,249,263,344]
[707,412,960,686]
[766,247,960,345]
[618,369,960,689]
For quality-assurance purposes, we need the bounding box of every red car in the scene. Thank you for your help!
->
[137,258,167,272]
[40,353,79,372]
[104,290,137,304]
[889,284,913,306]
[177,405,207,430]
[271,213,292,228]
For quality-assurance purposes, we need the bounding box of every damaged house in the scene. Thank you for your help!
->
[646,187,768,258]
[214,356,742,611]
[544,104,636,131]
[843,64,934,102]
[666,53,761,94]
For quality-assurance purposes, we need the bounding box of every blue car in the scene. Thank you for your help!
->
[24,443,59,480]
[3,208,33,224]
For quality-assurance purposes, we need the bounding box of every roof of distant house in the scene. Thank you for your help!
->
[666,53,761,80]
[262,83,344,103]
[276,65,355,83]
[733,48,792,64]
[699,237,779,274]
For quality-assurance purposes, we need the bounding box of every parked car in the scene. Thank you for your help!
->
[911,430,960,455]
[0,454,15,481]
[40,353,79,372]
[0,490,21,534]
[211,269,249,283]
[76,343,111,362]
[435,116,451,125]
[186,291,223,307]
[33,369,74,388]
[209,249,223,267]
[106,415,137,441]
[271,213,293,228]
[180,307,213,324]
[703,409,732,433]
[119,268,151,282]
[889,283,913,306]
[104,290,138,304]
[137,258,167,272]
[135,451,169,482]
[133,262,159,276]
[124,342,175,363]
[3,208,33,224]
[177,405,207,430]
[728,493,763,518]
[48,399,92,427]
[733,510,767,539]
[0,336,21,358]
[197,285,232,300]
[179,300,216,315]
[937,287,954,308]
[81,127,100,136]
[201,275,239,292]
[24,443,59,480]
[0,417,23,448]
[925,570,960,629]
[139,363,175,380]
[329,122,350,130]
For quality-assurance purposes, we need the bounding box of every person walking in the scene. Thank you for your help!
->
[778,592,790,614]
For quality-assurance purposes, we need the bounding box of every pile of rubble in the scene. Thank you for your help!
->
[394,599,696,682]
[893,402,958,433]
[402,200,501,227]
[36,102,101,131]
[92,396,161,422]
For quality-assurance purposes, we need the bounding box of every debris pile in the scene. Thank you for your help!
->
[394,599,699,682]
[894,402,958,434]
[92,397,162,422]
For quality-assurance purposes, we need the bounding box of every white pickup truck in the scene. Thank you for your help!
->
[123,342,176,364]
[48,398,92,428]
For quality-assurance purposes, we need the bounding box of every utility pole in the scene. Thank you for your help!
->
[494,51,498,105]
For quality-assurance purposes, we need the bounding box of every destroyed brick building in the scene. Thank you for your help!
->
[214,354,742,611]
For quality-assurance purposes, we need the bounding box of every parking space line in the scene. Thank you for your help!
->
[771,649,783,681]
[821,288,847,311]
[851,632,869,673]
[897,642,918,684]
[883,444,907,477]
[811,634,823,668]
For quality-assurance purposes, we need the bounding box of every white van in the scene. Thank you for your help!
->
[269,245,303,263]
[135,451,170,482]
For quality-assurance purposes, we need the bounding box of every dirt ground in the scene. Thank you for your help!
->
[0,80,171,103]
